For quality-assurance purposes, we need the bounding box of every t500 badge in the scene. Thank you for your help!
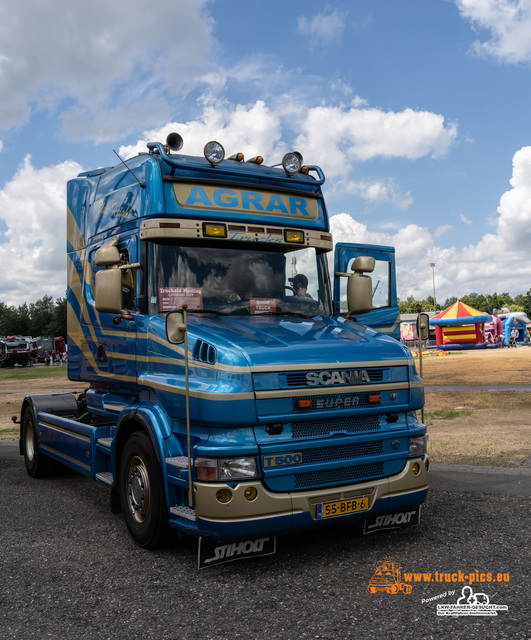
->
[263,453,303,467]
[306,370,371,386]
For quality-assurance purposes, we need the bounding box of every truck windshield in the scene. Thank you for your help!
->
[146,242,332,318]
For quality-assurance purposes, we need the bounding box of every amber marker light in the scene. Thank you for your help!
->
[297,399,312,409]
[244,487,257,501]
[284,229,304,244]
[203,222,227,238]
[411,462,420,475]
[368,394,381,403]
[195,459,217,481]
[216,489,233,503]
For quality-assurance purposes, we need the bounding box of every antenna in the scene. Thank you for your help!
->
[113,150,145,189]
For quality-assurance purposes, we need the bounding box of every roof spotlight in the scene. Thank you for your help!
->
[204,141,225,165]
[282,151,303,175]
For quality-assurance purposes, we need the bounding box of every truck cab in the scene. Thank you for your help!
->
[20,134,428,550]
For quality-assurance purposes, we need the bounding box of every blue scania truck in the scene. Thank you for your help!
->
[20,134,429,554]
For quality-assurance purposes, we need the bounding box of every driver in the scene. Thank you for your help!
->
[289,274,312,298]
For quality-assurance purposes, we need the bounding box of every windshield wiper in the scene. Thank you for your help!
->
[178,308,225,317]
[254,310,313,318]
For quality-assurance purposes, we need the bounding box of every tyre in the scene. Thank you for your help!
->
[21,406,57,477]
[119,432,170,548]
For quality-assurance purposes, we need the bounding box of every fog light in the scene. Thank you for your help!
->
[216,489,233,503]
[284,229,304,244]
[412,462,420,475]
[244,486,257,501]
[203,222,227,238]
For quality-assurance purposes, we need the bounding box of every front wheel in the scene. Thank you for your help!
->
[119,432,170,548]
[21,406,56,477]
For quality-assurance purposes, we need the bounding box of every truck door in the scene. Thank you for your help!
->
[333,243,400,339]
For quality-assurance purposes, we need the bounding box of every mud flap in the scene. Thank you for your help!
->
[363,506,421,534]
[198,536,276,569]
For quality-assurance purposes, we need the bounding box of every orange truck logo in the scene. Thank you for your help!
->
[368,557,412,594]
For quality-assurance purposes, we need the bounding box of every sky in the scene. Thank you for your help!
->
[1,0,531,309]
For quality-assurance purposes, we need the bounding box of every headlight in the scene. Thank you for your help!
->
[195,456,258,481]
[409,435,428,458]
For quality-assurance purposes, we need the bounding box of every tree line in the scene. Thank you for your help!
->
[399,290,531,317]
[0,295,67,339]
[2,290,531,336]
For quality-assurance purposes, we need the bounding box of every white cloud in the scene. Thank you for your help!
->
[293,104,458,181]
[298,10,347,45]
[460,213,473,224]
[329,144,531,302]
[332,178,413,211]
[118,100,286,163]
[434,224,454,237]
[456,0,531,63]
[496,145,531,250]
[0,0,216,140]
[0,156,82,306]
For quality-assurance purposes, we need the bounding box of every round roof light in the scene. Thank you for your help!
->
[282,151,303,175]
[204,141,225,165]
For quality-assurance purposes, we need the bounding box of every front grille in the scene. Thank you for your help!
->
[291,415,381,438]
[286,368,385,387]
[300,441,383,465]
[292,392,381,412]
[294,462,384,489]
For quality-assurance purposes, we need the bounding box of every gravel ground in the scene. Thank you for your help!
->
[1,455,529,640]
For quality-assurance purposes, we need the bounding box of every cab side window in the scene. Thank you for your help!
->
[120,248,136,311]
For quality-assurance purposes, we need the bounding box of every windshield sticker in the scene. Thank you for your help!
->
[159,287,203,312]
[251,298,277,315]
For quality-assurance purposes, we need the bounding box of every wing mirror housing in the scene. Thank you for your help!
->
[336,256,375,316]
[94,237,140,319]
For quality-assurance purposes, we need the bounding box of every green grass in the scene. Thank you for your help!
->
[424,408,473,422]
[0,366,68,381]
[0,428,19,439]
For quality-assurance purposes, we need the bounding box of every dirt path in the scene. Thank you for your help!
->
[0,377,83,440]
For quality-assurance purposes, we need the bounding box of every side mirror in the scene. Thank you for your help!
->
[166,311,187,344]
[417,313,430,340]
[337,256,376,316]
[95,268,122,314]
[95,237,121,267]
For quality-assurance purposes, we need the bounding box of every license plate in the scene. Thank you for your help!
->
[316,496,369,519]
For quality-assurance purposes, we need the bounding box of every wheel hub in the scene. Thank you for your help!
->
[127,457,150,522]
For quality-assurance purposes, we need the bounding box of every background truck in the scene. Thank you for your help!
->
[1,337,36,367]
[19,133,429,551]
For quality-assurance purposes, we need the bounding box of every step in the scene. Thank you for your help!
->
[170,505,196,521]
[96,472,114,486]
[97,438,113,448]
